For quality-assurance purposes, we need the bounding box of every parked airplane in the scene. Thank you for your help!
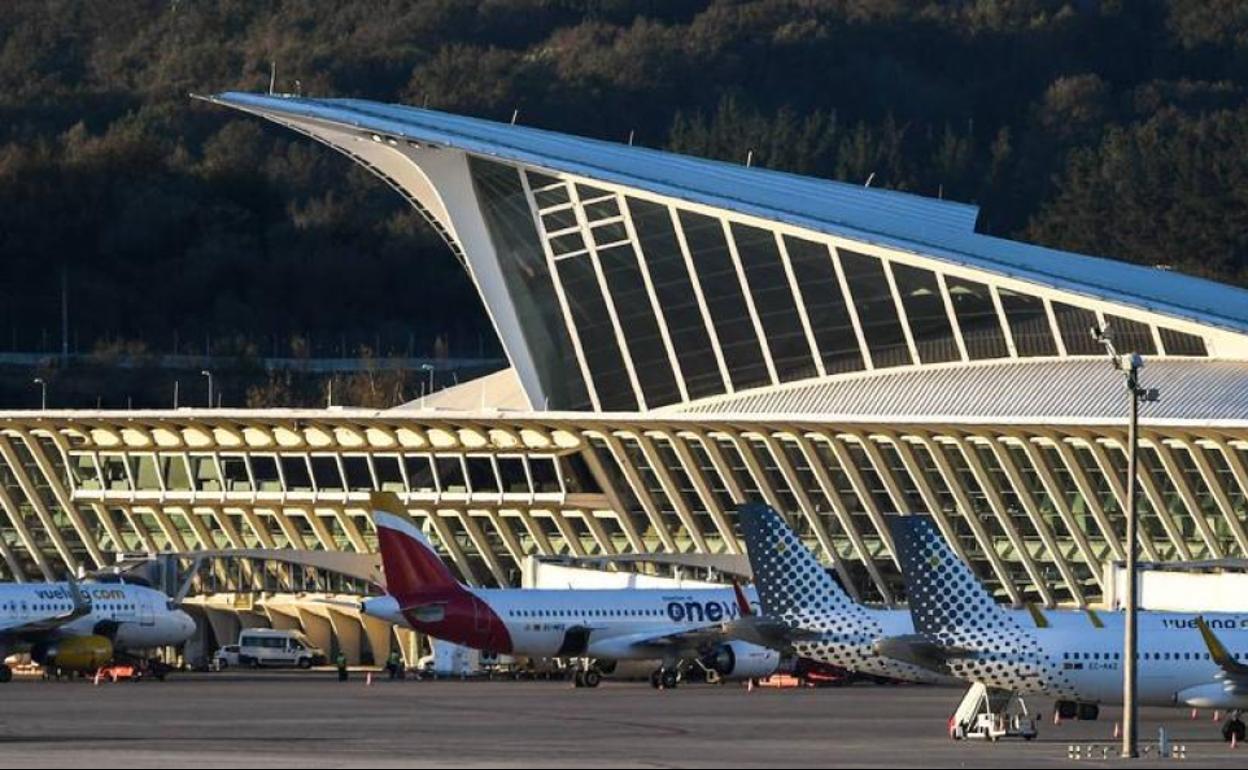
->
[731,501,958,685]
[361,492,785,688]
[888,514,1248,742]
[0,579,197,682]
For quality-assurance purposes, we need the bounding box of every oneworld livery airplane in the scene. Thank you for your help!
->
[361,492,785,688]
[888,515,1248,743]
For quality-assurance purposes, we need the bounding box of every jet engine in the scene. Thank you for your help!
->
[701,641,783,680]
[31,636,114,672]
[1178,683,1248,710]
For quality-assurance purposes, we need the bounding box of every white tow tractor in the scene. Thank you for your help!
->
[949,682,1039,742]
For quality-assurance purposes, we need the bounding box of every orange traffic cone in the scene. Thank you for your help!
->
[366,672,373,687]
[1113,722,1121,740]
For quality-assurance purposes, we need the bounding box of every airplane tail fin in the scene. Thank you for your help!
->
[737,502,864,628]
[887,515,1024,650]
[370,491,461,599]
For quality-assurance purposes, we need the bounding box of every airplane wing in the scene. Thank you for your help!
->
[0,578,92,639]
[872,634,977,672]
[1195,617,1248,693]
[721,615,824,652]
[598,624,738,655]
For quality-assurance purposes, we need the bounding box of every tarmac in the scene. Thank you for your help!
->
[0,671,1243,768]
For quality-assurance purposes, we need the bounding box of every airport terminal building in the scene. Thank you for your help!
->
[3,92,1248,636]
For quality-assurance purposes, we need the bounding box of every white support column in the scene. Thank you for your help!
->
[0,435,80,574]
[667,433,738,551]
[455,508,510,585]
[722,219,779,385]
[828,245,874,370]
[953,435,1055,606]
[1046,434,1127,563]
[567,182,648,410]
[1013,435,1105,593]
[518,171,602,411]
[915,434,1023,606]
[760,432,867,603]
[881,259,921,366]
[0,482,54,580]
[791,432,892,602]
[1184,439,1248,556]
[669,206,733,394]
[935,272,969,362]
[986,438,1087,607]
[15,430,107,568]
[634,433,709,553]
[578,441,646,553]
[617,196,689,402]
[774,232,826,377]
[1152,441,1224,559]
[598,432,678,553]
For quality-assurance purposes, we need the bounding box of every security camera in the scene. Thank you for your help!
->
[1121,353,1145,371]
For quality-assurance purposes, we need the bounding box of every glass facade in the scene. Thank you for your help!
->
[732,223,818,382]
[892,263,959,364]
[677,210,771,390]
[783,236,864,374]
[628,198,724,401]
[998,288,1058,357]
[469,158,591,410]
[839,250,911,369]
[470,160,1211,414]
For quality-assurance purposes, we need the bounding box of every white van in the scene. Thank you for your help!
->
[237,629,326,669]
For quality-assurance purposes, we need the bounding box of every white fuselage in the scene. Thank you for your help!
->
[366,586,759,663]
[945,610,1248,709]
[0,582,197,656]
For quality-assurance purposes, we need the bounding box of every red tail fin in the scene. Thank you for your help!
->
[731,578,753,617]
[371,492,460,598]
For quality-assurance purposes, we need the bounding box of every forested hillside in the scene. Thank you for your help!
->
[2,0,1246,363]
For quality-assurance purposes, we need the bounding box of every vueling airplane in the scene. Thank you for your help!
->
[0,579,197,682]
[361,492,785,688]
[731,501,962,685]
[888,515,1248,743]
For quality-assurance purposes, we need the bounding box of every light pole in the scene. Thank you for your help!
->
[1092,325,1160,760]
[32,378,46,410]
[200,369,213,409]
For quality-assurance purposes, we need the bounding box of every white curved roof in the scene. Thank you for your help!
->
[205,91,1248,335]
[674,359,1248,425]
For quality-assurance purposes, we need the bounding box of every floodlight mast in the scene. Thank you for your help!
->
[1091,324,1158,760]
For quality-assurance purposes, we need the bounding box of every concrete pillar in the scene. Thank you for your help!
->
[201,606,241,650]
[358,612,395,666]
[295,608,335,661]
[394,627,422,668]
[325,607,365,666]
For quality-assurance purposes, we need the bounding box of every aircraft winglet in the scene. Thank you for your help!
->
[1195,616,1248,677]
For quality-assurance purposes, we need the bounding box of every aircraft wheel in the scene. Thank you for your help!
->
[1223,718,1246,744]
[660,669,679,689]
[0,665,11,683]
[582,669,602,688]
[1077,703,1099,721]
[573,671,585,688]
[649,670,662,689]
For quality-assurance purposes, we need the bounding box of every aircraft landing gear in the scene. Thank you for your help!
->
[1222,711,1246,744]
[0,664,11,684]
[650,667,680,689]
[573,668,603,688]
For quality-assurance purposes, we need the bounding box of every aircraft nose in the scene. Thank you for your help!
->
[176,610,197,639]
